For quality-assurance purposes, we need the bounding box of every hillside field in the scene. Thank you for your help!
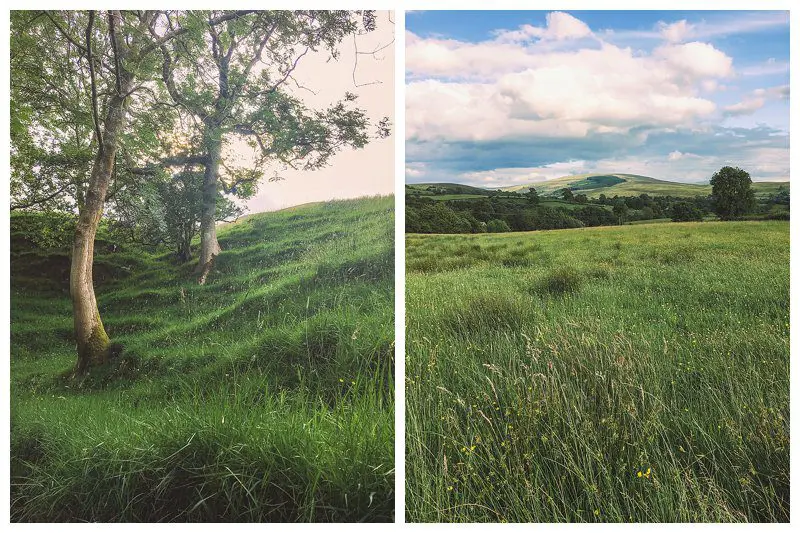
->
[405,221,789,522]
[10,196,395,522]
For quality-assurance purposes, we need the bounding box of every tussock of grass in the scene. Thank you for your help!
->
[540,266,582,295]
[406,221,789,523]
[11,196,394,522]
[443,293,524,335]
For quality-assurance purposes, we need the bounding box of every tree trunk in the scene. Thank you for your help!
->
[177,228,193,263]
[71,87,130,375]
[196,127,222,284]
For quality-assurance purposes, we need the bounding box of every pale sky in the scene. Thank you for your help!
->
[241,10,394,213]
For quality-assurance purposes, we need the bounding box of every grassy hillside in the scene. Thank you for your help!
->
[10,196,395,522]
[406,221,789,522]
[501,173,785,199]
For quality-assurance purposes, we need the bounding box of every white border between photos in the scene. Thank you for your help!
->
[1,0,797,531]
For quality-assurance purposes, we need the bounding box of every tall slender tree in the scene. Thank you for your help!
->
[13,10,252,374]
[155,11,390,283]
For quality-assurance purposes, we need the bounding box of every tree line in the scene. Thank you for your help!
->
[406,167,789,234]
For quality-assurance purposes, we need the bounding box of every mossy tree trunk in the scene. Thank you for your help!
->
[71,65,134,375]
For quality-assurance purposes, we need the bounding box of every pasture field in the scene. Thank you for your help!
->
[405,221,789,522]
[10,197,395,522]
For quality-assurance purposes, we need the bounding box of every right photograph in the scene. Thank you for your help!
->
[405,10,789,523]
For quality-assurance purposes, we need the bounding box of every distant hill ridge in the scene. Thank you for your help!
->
[408,173,786,199]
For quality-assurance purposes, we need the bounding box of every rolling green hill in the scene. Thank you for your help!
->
[407,174,786,200]
[502,173,786,199]
[10,197,395,522]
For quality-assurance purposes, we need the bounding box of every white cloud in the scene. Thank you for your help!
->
[668,150,702,161]
[659,20,694,43]
[405,162,426,178]
[654,42,733,79]
[405,32,534,79]
[406,37,729,142]
[724,85,789,117]
[724,98,766,116]
[606,11,788,45]
[459,161,590,186]
[494,12,593,42]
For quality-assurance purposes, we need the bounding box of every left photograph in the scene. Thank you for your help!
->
[10,10,394,522]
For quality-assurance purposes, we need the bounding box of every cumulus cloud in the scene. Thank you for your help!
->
[659,20,694,43]
[406,37,731,142]
[653,42,733,79]
[405,32,535,79]
[495,12,593,42]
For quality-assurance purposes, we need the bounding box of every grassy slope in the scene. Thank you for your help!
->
[11,196,395,522]
[406,221,789,522]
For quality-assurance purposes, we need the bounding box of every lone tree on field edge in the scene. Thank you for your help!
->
[711,166,756,220]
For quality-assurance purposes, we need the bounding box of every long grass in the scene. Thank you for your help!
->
[405,221,789,522]
[11,196,395,522]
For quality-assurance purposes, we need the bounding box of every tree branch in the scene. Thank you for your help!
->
[10,182,74,211]
[44,11,87,56]
[107,11,123,95]
[85,11,104,151]
[127,154,209,175]
[139,10,257,57]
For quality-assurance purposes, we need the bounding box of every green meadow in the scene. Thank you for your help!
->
[405,221,789,522]
[11,196,395,522]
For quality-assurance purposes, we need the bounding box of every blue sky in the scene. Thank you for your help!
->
[405,10,789,187]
